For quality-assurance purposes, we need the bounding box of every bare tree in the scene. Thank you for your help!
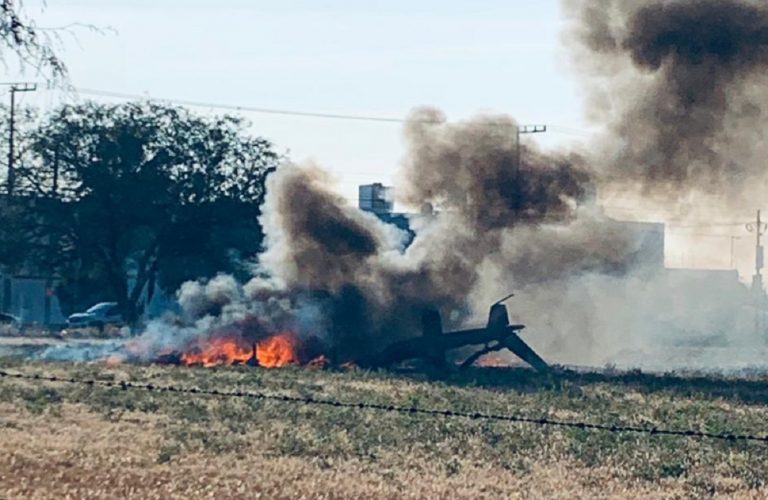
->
[1,0,67,79]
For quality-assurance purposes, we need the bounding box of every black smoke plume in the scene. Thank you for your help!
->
[565,0,768,195]
[43,3,765,369]
[41,109,658,367]
[249,108,640,362]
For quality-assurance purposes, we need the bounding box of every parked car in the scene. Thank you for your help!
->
[0,312,21,327]
[67,302,125,330]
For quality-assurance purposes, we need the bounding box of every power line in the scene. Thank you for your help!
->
[547,125,592,137]
[602,207,751,228]
[604,206,749,219]
[75,87,408,124]
[72,87,587,134]
[669,222,749,229]
[667,233,738,239]
[602,203,759,214]
[1,369,766,444]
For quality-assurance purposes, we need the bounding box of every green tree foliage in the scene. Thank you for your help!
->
[5,101,279,323]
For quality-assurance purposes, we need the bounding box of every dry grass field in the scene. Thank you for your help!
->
[1,361,767,499]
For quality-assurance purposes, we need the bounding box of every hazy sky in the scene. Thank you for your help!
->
[18,0,589,199]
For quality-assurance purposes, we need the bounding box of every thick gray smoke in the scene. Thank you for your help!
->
[400,108,589,229]
[532,0,768,367]
[565,0,768,198]
[41,1,768,369]
[39,103,757,369]
[235,108,650,363]
[41,106,687,368]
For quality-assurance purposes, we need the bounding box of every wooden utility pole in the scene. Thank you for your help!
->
[746,210,767,338]
[1,82,36,316]
[746,210,766,288]
[4,82,37,197]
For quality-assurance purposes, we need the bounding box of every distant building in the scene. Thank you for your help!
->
[357,183,668,270]
[358,183,413,240]
[662,268,746,294]
[358,183,393,215]
[613,219,666,271]
[653,268,751,340]
[0,273,67,326]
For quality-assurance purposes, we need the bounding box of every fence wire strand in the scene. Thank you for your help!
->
[1,369,766,444]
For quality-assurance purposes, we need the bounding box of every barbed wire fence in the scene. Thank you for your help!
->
[1,369,766,445]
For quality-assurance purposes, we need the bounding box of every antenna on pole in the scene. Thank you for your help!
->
[516,124,547,171]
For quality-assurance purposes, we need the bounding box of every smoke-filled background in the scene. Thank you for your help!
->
[99,105,709,369]
[164,98,759,369]
[40,0,768,370]
[252,108,647,364]
[564,0,768,207]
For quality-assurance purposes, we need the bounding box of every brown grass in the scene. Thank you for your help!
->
[0,361,767,498]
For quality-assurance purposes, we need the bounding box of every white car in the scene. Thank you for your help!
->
[67,302,125,330]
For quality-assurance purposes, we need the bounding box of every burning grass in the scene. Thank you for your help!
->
[1,361,768,498]
[176,332,302,368]
[133,330,322,369]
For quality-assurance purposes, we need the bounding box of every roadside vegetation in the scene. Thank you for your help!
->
[0,101,280,327]
[0,361,767,498]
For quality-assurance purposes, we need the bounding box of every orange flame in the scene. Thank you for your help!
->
[181,337,253,368]
[104,355,123,367]
[477,353,511,368]
[174,332,302,368]
[256,332,300,368]
[307,355,330,369]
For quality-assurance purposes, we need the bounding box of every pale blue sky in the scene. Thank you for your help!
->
[18,0,589,201]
